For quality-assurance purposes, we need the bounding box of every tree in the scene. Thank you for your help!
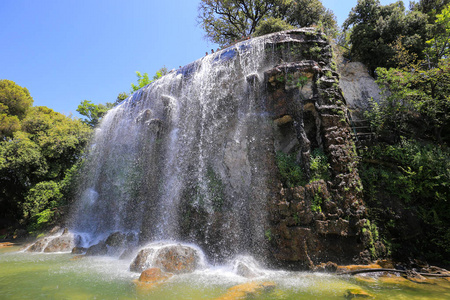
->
[285,0,336,33]
[76,100,114,128]
[131,68,168,92]
[0,106,91,227]
[344,0,428,75]
[198,0,336,46]
[0,80,34,139]
[0,79,33,120]
[424,3,450,66]
[254,17,294,36]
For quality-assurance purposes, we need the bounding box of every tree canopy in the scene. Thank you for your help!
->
[343,0,428,74]
[0,80,34,138]
[198,0,336,46]
[0,103,91,229]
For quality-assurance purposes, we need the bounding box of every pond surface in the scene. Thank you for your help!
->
[1,246,449,299]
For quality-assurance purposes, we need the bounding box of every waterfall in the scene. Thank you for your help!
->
[70,35,278,262]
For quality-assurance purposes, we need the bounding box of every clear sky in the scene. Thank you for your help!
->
[0,0,396,117]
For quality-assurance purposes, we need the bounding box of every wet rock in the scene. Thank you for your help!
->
[26,238,50,252]
[130,244,202,274]
[130,248,155,272]
[154,244,201,274]
[233,256,264,278]
[105,232,126,247]
[337,263,382,273]
[85,241,108,256]
[215,282,276,300]
[138,268,173,283]
[314,261,338,272]
[344,288,373,298]
[315,218,350,236]
[402,270,430,284]
[44,234,74,252]
[71,247,87,254]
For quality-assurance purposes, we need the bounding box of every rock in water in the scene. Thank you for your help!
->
[44,234,74,252]
[130,243,202,274]
[153,244,201,274]
[130,248,156,272]
[138,268,173,283]
[85,241,108,256]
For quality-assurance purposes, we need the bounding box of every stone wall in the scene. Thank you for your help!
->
[263,30,368,269]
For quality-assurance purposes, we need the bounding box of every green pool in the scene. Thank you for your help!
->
[1,246,449,299]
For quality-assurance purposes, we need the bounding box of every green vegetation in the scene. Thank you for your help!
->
[309,149,330,182]
[198,0,336,46]
[77,67,168,128]
[276,151,306,187]
[0,81,91,233]
[345,1,449,265]
[276,149,330,187]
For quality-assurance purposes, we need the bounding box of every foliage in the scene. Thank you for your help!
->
[131,67,168,92]
[0,80,34,139]
[276,151,306,187]
[0,101,91,230]
[76,100,114,127]
[78,68,168,128]
[372,58,450,143]
[276,149,330,187]
[360,140,450,263]
[424,3,450,66]
[198,0,336,46]
[254,17,294,36]
[0,79,33,120]
[309,149,330,182]
[22,181,62,219]
[343,0,428,74]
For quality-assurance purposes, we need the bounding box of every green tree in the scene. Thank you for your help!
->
[198,0,336,46]
[254,17,295,36]
[0,106,91,228]
[424,3,450,66]
[130,67,168,92]
[344,0,428,75]
[0,80,34,138]
[0,79,33,120]
[76,100,114,128]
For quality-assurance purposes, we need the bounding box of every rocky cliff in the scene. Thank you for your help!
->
[66,29,376,269]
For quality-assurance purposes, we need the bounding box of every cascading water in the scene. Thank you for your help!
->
[70,35,279,262]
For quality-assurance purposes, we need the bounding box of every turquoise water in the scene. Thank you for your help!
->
[1,247,449,299]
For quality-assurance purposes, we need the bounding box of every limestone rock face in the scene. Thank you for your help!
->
[339,62,382,120]
[130,243,202,274]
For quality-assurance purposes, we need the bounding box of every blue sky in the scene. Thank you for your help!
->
[0,0,396,117]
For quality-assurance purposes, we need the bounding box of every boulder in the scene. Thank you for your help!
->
[71,247,87,254]
[130,248,155,272]
[44,234,75,252]
[105,232,126,247]
[215,282,276,300]
[138,268,172,283]
[85,241,108,256]
[154,244,201,274]
[130,243,202,274]
[26,238,50,252]
[344,288,373,298]
[133,267,173,291]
